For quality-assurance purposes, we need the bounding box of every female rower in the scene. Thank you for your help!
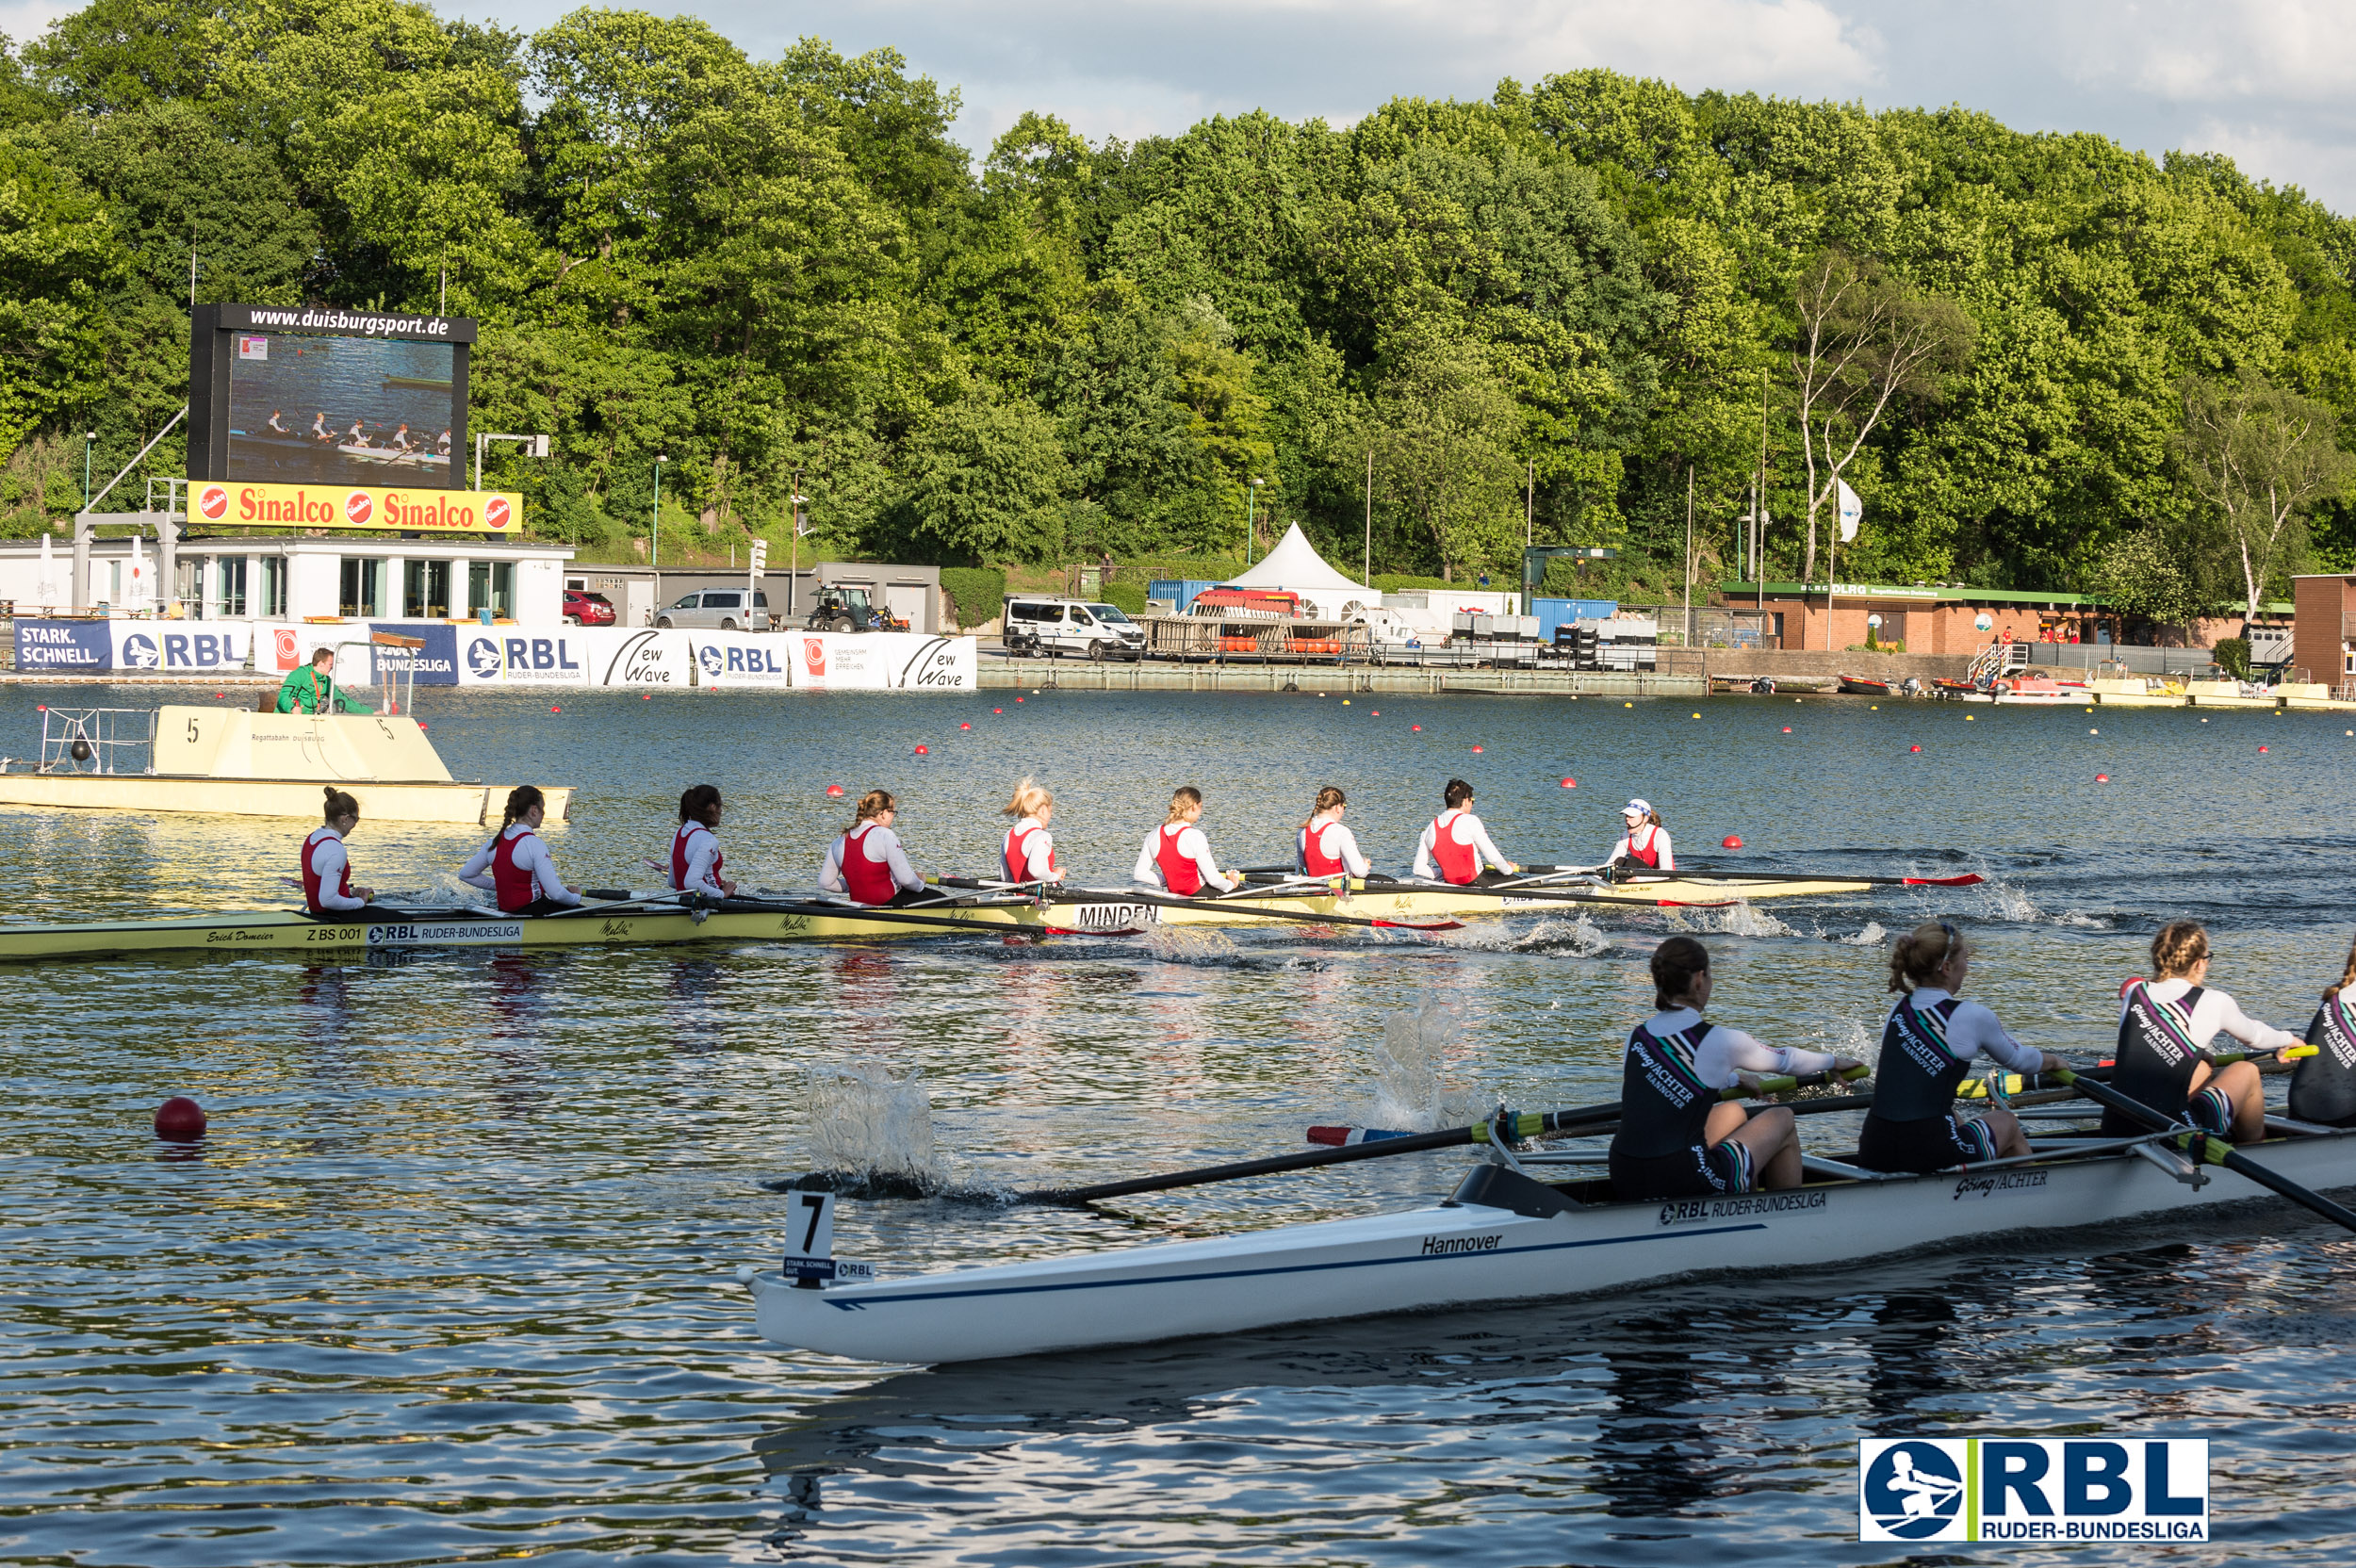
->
[669,783,738,900]
[1857,921,2064,1171]
[1605,799,1675,874]
[1134,787,1238,896]
[1002,777,1063,885]
[1608,937,1864,1200]
[822,789,938,906]
[302,787,374,919]
[459,785,581,916]
[2107,921,2301,1144]
[1413,778,1517,885]
[2288,936,2356,1127]
[1298,786,1370,880]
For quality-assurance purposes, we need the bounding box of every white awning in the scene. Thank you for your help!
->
[1218,525,1372,618]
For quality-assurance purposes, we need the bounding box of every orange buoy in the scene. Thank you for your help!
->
[154,1097,206,1141]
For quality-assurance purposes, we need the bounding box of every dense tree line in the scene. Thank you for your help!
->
[3,0,2353,605]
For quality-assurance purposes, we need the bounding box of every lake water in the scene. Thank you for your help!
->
[4,683,2353,1565]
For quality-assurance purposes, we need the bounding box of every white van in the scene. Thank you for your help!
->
[1002,598,1147,661]
[655,589,772,630]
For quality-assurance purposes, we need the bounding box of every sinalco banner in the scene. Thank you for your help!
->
[191,480,523,534]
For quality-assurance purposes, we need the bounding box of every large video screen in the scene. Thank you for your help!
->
[188,305,475,492]
[227,333,460,487]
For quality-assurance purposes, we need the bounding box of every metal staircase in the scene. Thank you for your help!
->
[1967,641,2030,686]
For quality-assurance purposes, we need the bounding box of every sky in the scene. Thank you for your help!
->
[10,0,2356,210]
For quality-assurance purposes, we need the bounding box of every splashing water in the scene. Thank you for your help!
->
[805,1059,938,1182]
[1371,998,1451,1132]
[1973,876,2044,923]
[1839,921,1889,947]
[1681,902,1800,939]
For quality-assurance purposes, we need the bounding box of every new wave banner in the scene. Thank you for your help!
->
[793,633,976,691]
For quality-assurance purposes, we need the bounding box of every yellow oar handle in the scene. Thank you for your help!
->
[2283,1045,2319,1060]
[1733,1064,1871,1099]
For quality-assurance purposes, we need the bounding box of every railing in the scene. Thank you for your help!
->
[24,707,155,776]
[1968,642,2031,684]
[2027,644,2221,678]
[1634,606,1776,649]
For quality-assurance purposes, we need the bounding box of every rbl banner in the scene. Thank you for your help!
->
[191,481,523,533]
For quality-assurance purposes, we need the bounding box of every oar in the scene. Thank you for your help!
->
[1307,1066,1871,1144]
[2053,1068,2356,1235]
[1626,866,1985,889]
[1059,885,1464,933]
[717,894,1138,939]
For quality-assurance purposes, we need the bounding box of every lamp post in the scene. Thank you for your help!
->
[1246,477,1263,564]
[789,468,809,617]
[651,454,667,568]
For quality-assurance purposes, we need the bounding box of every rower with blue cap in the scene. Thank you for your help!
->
[1605,798,1674,876]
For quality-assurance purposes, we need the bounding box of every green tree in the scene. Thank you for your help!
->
[2175,375,2355,617]
[1366,337,1521,579]
[896,393,1070,563]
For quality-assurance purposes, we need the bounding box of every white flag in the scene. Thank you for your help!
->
[1837,479,1862,543]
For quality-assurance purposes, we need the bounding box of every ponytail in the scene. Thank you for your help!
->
[1005,776,1053,821]
[1303,785,1346,830]
[679,783,723,826]
[501,785,545,827]
[321,786,359,824]
[2151,921,2210,980]
[1651,937,1710,1011]
[853,789,895,826]
[1889,920,1968,992]
[1165,786,1203,825]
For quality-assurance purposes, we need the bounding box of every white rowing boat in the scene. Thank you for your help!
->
[745,1125,2356,1364]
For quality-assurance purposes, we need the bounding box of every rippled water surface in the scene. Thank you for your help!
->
[5,683,2354,1565]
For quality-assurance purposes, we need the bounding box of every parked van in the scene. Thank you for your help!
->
[1002,598,1147,661]
[655,588,772,630]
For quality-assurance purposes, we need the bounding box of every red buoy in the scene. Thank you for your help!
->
[1015,697,1024,703]
[1909,744,1922,753]
[2096,773,2110,782]
[154,1097,206,1141]
[993,708,1004,714]
[1722,834,1743,849]
[914,744,929,756]
[1560,777,1576,788]
[2259,745,2269,753]
[1471,744,1483,754]
[549,706,561,713]
[1412,725,1422,732]
[1370,710,1380,716]
[826,784,845,798]
[643,694,652,700]
[1782,727,1792,733]
[959,722,972,730]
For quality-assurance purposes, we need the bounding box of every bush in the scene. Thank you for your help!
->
[1372,573,1458,593]
[2213,636,2250,679]
[1097,580,1148,616]
[940,566,1006,629]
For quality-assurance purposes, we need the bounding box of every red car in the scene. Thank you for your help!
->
[564,588,616,627]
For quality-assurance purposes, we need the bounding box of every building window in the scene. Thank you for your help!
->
[469,559,515,618]
[175,557,203,616]
[403,559,450,619]
[213,556,248,617]
[259,557,287,618]
[340,558,385,617]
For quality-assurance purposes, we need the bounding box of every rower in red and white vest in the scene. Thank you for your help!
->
[459,785,582,916]
[302,786,375,918]
[1133,786,1238,896]
[1606,799,1676,874]
[1001,776,1064,884]
[821,789,937,906]
[1297,785,1371,879]
[669,783,738,899]
[1413,778,1517,886]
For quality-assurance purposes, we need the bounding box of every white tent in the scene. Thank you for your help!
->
[1217,524,1374,620]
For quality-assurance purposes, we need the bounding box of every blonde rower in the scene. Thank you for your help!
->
[2107,921,2300,1145]
[1002,777,1063,885]
[1135,787,1238,897]
[1297,786,1370,879]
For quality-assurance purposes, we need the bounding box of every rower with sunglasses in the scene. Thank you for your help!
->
[1855,920,2068,1172]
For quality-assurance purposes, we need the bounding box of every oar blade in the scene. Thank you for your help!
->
[1902,874,1985,887]
[1372,917,1465,931]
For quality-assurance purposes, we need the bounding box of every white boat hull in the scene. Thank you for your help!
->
[751,1132,2356,1364]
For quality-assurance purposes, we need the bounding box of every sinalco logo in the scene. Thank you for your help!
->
[121,632,160,669]
[466,638,504,679]
[1861,1442,1965,1540]
[198,484,229,520]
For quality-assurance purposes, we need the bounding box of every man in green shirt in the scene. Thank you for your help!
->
[275,646,373,714]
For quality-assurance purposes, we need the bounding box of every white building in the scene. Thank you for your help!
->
[0,531,572,626]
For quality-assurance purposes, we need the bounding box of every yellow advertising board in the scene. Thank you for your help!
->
[190,479,524,533]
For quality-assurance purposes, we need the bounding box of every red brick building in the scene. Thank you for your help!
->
[1721,580,2119,653]
[2292,573,2356,694]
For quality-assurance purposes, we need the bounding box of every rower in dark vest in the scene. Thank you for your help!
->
[301,787,375,920]
[1001,776,1064,885]
[822,789,941,906]
[669,784,738,900]
[2106,921,2300,1143]
[1413,778,1517,886]
[1857,920,2064,1172]
[1297,786,1371,882]
[1607,937,1863,1200]
[1604,799,1675,875]
[1133,787,1238,896]
[2289,936,2356,1127]
[458,785,582,916]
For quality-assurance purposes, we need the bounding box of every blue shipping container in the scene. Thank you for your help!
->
[1531,597,1617,642]
[1148,579,1220,612]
